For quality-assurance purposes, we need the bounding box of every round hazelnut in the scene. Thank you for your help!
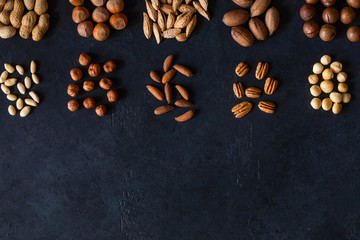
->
[347,26,360,42]
[69,0,84,6]
[322,8,339,24]
[90,0,106,6]
[347,0,360,8]
[79,53,91,66]
[319,24,336,42]
[83,80,95,91]
[106,0,125,14]
[103,60,116,73]
[93,23,110,41]
[99,78,113,90]
[83,97,96,109]
[96,105,107,117]
[77,20,94,37]
[68,100,80,112]
[340,7,356,24]
[300,4,316,21]
[88,63,101,77]
[70,68,83,81]
[67,84,80,97]
[321,0,336,7]
[109,13,128,30]
[107,90,118,102]
[306,0,319,3]
[338,83,348,93]
[303,20,320,38]
[311,98,322,110]
[92,7,110,23]
[72,6,89,24]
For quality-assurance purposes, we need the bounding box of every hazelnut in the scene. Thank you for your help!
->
[322,98,333,111]
[69,0,84,6]
[83,80,95,91]
[330,61,342,73]
[342,93,351,103]
[321,0,336,7]
[306,0,319,3]
[107,90,118,102]
[90,0,106,6]
[92,7,110,23]
[88,63,101,77]
[106,0,124,14]
[303,20,319,38]
[67,84,80,97]
[300,4,316,21]
[347,26,360,42]
[109,13,128,30]
[83,97,96,109]
[77,20,94,37]
[99,78,113,90]
[311,98,322,110]
[93,23,110,41]
[70,68,83,81]
[68,100,80,112]
[96,105,107,117]
[340,7,356,24]
[320,80,334,93]
[79,53,91,66]
[347,0,360,8]
[322,8,339,24]
[72,6,89,24]
[338,83,348,93]
[103,60,116,73]
[319,24,336,42]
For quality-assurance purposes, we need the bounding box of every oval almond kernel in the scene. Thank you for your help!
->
[16,98,24,110]
[29,91,40,103]
[20,106,31,117]
[150,71,161,83]
[163,55,174,72]
[32,73,40,84]
[16,65,24,75]
[175,109,195,122]
[30,60,36,73]
[173,64,193,77]
[7,94,17,101]
[162,69,176,83]
[0,71,8,83]
[8,105,16,116]
[17,82,26,95]
[1,84,10,94]
[5,78,17,87]
[24,76,32,89]
[175,100,193,107]
[25,98,37,107]
[4,63,15,73]
[146,85,164,101]
[175,85,190,100]
[154,105,174,115]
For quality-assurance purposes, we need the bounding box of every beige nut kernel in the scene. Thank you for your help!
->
[320,55,331,65]
[5,78,17,86]
[322,98,333,111]
[4,63,15,73]
[308,74,319,84]
[17,82,26,94]
[322,68,334,80]
[20,106,31,117]
[8,105,16,116]
[15,65,24,75]
[7,94,17,101]
[329,92,343,103]
[25,98,37,107]
[311,98,322,110]
[1,84,10,94]
[320,80,334,93]
[32,73,39,84]
[16,98,23,110]
[332,103,342,114]
[0,71,8,83]
[29,90,39,103]
[24,76,31,89]
[330,61,342,73]
[310,85,322,96]
[338,82,348,93]
[337,72,347,82]
[313,62,324,74]
[342,93,351,103]
[30,60,36,73]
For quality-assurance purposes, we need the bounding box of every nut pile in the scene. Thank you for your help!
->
[222,0,280,47]
[146,54,196,122]
[308,55,351,114]
[142,0,210,44]
[232,61,278,118]
[67,53,119,117]
[301,0,360,42]
[1,61,41,117]
[0,0,50,40]
[69,0,127,41]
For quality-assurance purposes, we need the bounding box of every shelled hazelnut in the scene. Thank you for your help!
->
[83,97,96,109]
[83,81,95,91]
[79,53,91,66]
[70,68,83,81]
[68,100,80,111]
[96,105,107,117]
[88,63,101,77]
[67,84,80,97]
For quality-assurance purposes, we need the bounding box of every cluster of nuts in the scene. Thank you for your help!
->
[301,0,360,42]
[232,61,278,118]
[1,61,41,117]
[143,0,210,44]
[309,55,351,114]
[0,0,50,41]
[146,54,196,122]
[69,0,127,41]
[222,0,280,47]
[67,53,119,117]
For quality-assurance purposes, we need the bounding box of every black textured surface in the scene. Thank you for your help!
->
[0,0,360,239]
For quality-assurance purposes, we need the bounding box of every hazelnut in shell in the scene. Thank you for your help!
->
[77,20,94,37]
[319,24,336,42]
[70,68,83,81]
[91,0,106,6]
[96,105,107,117]
[340,7,356,24]
[67,84,80,97]
[88,63,101,77]
[107,90,118,102]
[103,60,116,73]
[99,78,113,90]
[303,20,320,38]
[106,0,124,14]
[79,53,91,66]
[300,4,316,21]
[109,13,128,30]
[347,26,360,42]
[72,6,89,23]
[322,8,339,24]
[83,81,95,91]
[93,23,110,41]
[92,7,110,23]
[83,97,96,109]
[68,100,80,112]
[69,0,85,6]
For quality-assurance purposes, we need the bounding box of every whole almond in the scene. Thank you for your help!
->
[146,85,165,101]
[176,33,188,42]
[167,13,175,29]
[150,71,161,83]
[151,0,160,10]
[162,69,176,83]
[143,12,152,39]
[146,0,158,22]
[163,55,174,72]
[163,28,181,38]
[232,0,253,8]
[157,10,166,31]
[153,22,162,44]
[174,11,193,29]
[222,9,250,27]
[249,17,268,40]
[186,14,197,37]
[250,0,271,17]
[175,99,193,107]
[193,2,210,20]
[175,109,195,122]
[179,4,196,13]
[172,0,182,11]
[175,85,190,100]
[231,26,254,47]
[199,0,208,11]
[154,105,174,115]
[29,91,39,103]
[161,4,176,15]
[173,64,193,77]
[164,83,172,103]
[265,7,280,36]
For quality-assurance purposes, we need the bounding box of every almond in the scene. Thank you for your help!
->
[151,0,160,10]
[143,12,152,39]
[164,83,172,103]
[193,2,210,20]
[186,14,197,37]
[250,0,271,17]
[175,109,195,122]
[163,28,181,38]
[265,7,280,36]
[249,17,268,40]
[231,26,254,47]
[146,85,165,101]
[173,64,193,77]
[146,0,158,21]
[176,33,188,42]
[157,10,166,31]
[162,69,176,83]
[150,71,161,83]
[160,4,176,15]
[154,105,174,115]
[167,13,175,29]
[222,9,250,27]
[153,22,162,44]
[172,0,182,11]
[179,4,196,13]
[199,0,208,11]
[175,85,190,100]
[232,0,253,8]
[175,99,193,107]
[174,11,193,29]
[163,55,174,72]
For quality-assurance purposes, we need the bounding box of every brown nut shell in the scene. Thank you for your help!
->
[303,20,320,38]
[231,26,254,47]
[77,20,94,37]
[249,17,268,40]
[319,23,336,41]
[222,9,250,27]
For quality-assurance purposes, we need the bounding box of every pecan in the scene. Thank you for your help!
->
[235,62,249,77]
[255,61,269,80]
[245,87,262,98]
[231,101,252,118]
[233,82,245,98]
[258,101,276,114]
[264,77,278,95]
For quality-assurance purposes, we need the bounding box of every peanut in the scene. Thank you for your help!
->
[0,23,16,39]
[0,0,14,25]
[24,0,35,11]
[34,0,47,15]
[19,11,37,39]
[10,0,24,29]
[32,13,49,41]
